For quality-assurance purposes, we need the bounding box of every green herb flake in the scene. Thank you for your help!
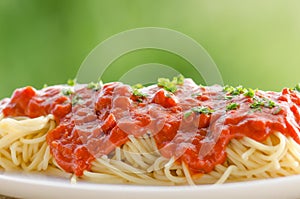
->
[157,78,178,93]
[248,108,262,114]
[43,84,48,89]
[132,83,144,89]
[184,111,193,118]
[223,85,234,93]
[87,82,101,91]
[61,88,74,96]
[157,75,185,93]
[224,95,234,100]
[67,79,76,86]
[71,95,82,106]
[172,74,184,85]
[226,103,239,111]
[133,89,147,98]
[250,97,277,110]
[294,83,300,92]
[224,85,253,97]
[184,106,214,118]
[250,101,264,109]
[191,106,214,114]
[137,98,143,103]
[266,100,276,108]
[232,86,247,95]
[244,88,255,98]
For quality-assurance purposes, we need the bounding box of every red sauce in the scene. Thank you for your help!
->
[2,86,71,122]
[1,79,300,177]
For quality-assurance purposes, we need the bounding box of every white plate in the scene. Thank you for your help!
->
[0,173,300,199]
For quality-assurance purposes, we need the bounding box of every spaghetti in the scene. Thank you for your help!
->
[0,76,299,185]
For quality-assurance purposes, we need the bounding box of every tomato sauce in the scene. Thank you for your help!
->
[1,79,300,177]
[2,86,71,122]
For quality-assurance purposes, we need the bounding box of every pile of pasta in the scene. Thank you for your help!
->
[0,114,300,185]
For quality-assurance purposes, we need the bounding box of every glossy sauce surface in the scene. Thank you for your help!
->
[1,79,300,177]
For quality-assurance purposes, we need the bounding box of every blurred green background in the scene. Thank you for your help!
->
[0,0,300,98]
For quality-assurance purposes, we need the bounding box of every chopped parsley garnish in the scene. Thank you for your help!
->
[132,85,147,103]
[192,106,214,114]
[67,79,76,86]
[157,74,184,93]
[244,88,255,98]
[226,103,239,111]
[293,83,300,92]
[267,100,276,108]
[224,95,234,100]
[62,88,74,96]
[184,106,214,118]
[132,89,147,98]
[250,100,264,109]
[224,85,255,98]
[224,85,247,95]
[223,85,233,93]
[87,82,101,91]
[71,95,82,106]
[132,83,144,89]
[172,74,184,85]
[131,83,147,102]
[157,78,178,93]
[184,111,193,118]
[250,97,277,110]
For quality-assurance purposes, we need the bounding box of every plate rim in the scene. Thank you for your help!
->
[1,172,300,199]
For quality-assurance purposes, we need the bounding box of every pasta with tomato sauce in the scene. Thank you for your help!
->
[0,76,300,185]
